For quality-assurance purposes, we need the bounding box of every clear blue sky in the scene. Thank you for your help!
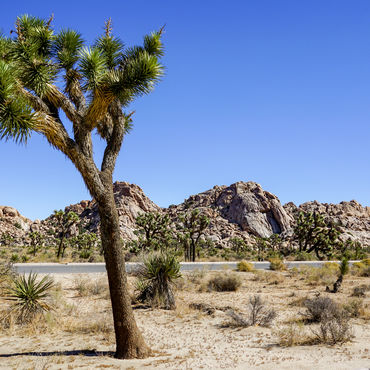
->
[1,0,369,220]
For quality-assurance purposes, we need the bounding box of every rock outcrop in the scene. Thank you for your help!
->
[167,181,294,246]
[0,205,32,243]
[284,200,370,246]
[1,181,369,248]
[59,182,161,241]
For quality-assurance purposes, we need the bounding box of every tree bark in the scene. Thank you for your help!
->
[57,235,65,258]
[97,179,151,359]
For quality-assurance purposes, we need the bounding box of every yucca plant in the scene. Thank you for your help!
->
[5,272,54,323]
[136,253,181,310]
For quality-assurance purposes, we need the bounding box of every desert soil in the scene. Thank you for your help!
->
[0,269,369,370]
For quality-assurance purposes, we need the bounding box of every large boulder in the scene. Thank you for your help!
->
[167,181,294,244]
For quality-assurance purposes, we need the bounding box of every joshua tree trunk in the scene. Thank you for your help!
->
[96,176,151,359]
[57,235,65,259]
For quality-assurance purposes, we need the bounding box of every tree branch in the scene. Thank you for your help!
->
[97,113,114,141]
[65,69,87,113]
[32,112,75,154]
[47,84,82,124]
[19,87,51,114]
[101,102,125,173]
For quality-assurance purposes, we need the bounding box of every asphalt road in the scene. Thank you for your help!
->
[13,261,359,274]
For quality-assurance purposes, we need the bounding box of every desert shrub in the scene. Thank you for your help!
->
[269,258,286,271]
[303,296,339,323]
[226,295,277,328]
[356,265,370,277]
[10,254,19,263]
[352,261,366,270]
[237,260,254,272]
[323,262,340,272]
[351,284,369,297]
[4,273,54,323]
[248,295,277,326]
[343,298,363,318]
[226,296,277,327]
[312,310,353,345]
[350,262,370,277]
[207,273,241,292]
[136,253,181,310]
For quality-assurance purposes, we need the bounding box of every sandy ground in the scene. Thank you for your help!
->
[0,268,369,370]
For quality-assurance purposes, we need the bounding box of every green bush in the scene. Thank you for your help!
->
[10,254,19,263]
[269,258,286,271]
[237,260,254,272]
[361,258,370,266]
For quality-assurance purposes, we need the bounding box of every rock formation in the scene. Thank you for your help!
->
[0,206,32,244]
[285,200,370,246]
[1,181,369,248]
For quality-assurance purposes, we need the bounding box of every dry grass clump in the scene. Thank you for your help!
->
[343,298,364,318]
[207,272,242,292]
[351,262,370,277]
[186,269,208,285]
[351,284,370,297]
[298,265,338,286]
[237,260,254,272]
[225,295,277,328]
[323,262,340,272]
[269,258,286,271]
[252,270,285,285]
[0,263,17,294]
[73,276,108,297]
[61,313,114,344]
[275,323,311,346]
[351,259,370,276]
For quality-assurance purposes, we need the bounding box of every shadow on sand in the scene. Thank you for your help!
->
[0,349,115,358]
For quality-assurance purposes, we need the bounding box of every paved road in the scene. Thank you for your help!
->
[13,260,359,274]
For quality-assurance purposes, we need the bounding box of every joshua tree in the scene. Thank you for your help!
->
[177,209,209,261]
[27,231,44,256]
[135,212,172,251]
[0,15,164,358]
[51,210,79,258]
[293,211,341,260]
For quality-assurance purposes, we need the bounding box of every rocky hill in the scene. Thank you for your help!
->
[1,181,370,247]
[0,206,32,244]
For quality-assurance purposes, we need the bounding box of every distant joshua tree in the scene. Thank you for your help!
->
[0,15,164,358]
